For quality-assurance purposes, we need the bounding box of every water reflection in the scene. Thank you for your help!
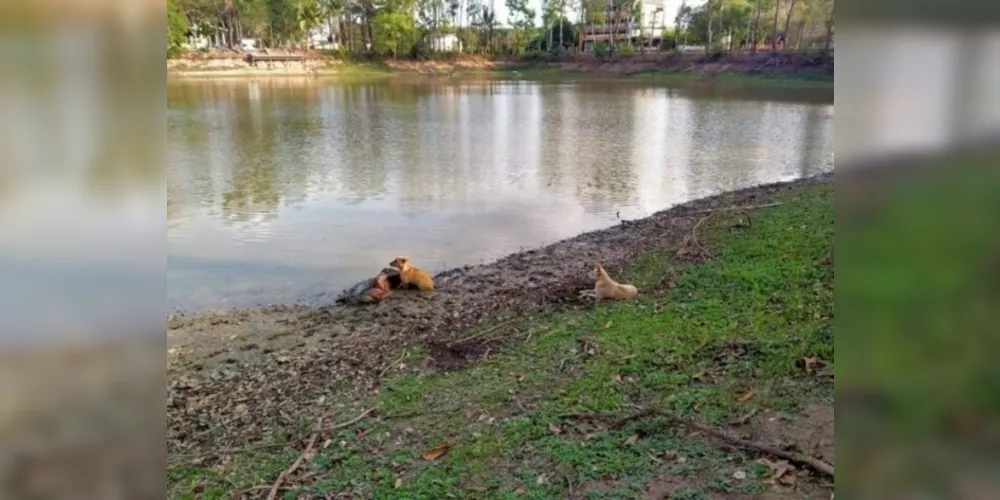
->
[167,78,834,311]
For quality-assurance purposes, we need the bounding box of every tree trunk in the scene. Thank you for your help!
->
[771,0,780,51]
[707,6,713,54]
[823,9,833,52]
[795,18,809,50]
[782,0,798,51]
[549,13,554,51]
[751,0,762,53]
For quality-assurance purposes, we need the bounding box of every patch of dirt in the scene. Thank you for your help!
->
[743,402,835,467]
[167,173,833,464]
[640,400,834,500]
[643,475,753,499]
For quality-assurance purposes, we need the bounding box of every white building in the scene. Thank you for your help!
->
[427,33,462,52]
[635,0,668,38]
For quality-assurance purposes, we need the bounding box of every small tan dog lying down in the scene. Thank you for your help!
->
[579,262,638,301]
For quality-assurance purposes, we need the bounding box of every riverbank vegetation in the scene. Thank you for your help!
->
[168,176,834,499]
[167,0,835,61]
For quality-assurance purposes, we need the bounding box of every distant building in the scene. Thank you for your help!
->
[309,25,339,50]
[427,33,462,52]
[580,0,670,51]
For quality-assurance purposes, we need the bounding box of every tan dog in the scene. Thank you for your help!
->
[581,262,638,301]
[388,257,435,291]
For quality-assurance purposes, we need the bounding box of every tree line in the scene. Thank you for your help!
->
[167,0,834,59]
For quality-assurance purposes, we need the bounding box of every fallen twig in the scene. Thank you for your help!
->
[447,319,517,346]
[377,350,408,379]
[688,202,784,214]
[177,407,378,469]
[560,409,834,478]
[266,417,322,500]
[319,407,378,433]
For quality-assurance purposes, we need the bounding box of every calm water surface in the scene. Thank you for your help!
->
[167,77,834,312]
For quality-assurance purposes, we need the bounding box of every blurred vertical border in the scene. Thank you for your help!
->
[0,0,165,498]
[837,0,1000,497]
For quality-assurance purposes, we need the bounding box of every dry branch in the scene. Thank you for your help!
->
[176,408,378,468]
[377,350,408,379]
[447,319,517,346]
[560,409,834,478]
[319,406,378,433]
[266,417,322,500]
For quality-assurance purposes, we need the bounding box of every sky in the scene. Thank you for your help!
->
[485,0,698,29]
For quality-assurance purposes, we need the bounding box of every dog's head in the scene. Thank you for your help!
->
[389,256,409,269]
[591,261,608,281]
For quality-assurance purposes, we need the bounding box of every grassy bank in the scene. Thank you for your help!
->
[169,180,834,499]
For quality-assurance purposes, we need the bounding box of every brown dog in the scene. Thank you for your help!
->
[388,257,435,292]
[581,262,638,301]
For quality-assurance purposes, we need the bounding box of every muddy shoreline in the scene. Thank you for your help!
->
[168,173,833,369]
[167,52,834,80]
[168,172,833,459]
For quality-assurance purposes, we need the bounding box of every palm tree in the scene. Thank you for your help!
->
[480,6,497,53]
[321,0,344,47]
[297,1,324,48]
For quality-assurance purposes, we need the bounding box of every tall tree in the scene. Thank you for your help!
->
[781,0,798,51]
[771,0,780,51]
[505,0,535,54]
[822,2,833,52]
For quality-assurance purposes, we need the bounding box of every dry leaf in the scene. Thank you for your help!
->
[624,434,639,446]
[732,469,747,480]
[758,458,795,485]
[536,474,548,485]
[421,444,451,461]
[737,390,757,402]
[514,487,526,495]
[604,321,613,329]
[612,374,623,383]
[676,456,687,464]
[648,453,663,464]
[779,473,797,486]
[664,450,678,461]
[549,423,563,435]
[394,477,403,489]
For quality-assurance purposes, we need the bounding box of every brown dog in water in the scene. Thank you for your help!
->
[581,262,638,301]
[388,257,435,292]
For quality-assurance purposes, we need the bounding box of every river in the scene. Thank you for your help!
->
[167,77,834,312]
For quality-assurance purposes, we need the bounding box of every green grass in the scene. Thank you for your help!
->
[169,181,834,499]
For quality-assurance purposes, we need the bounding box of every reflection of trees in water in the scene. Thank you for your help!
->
[218,81,319,226]
[337,85,394,205]
[569,87,639,215]
[538,85,568,188]
[798,105,829,177]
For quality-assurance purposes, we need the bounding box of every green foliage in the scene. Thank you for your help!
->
[372,11,419,58]
[593,40,609,56]
[167,0,189,58]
